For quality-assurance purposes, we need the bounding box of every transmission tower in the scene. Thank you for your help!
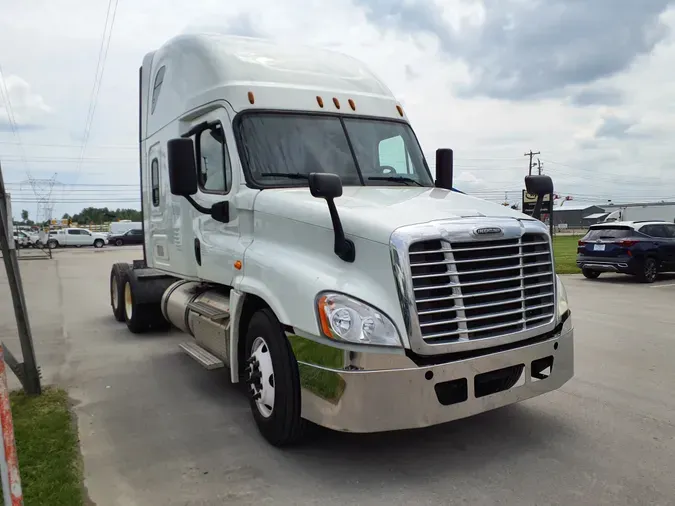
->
[19,173,62,224]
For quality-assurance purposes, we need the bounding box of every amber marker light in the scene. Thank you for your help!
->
[348,99,356,111]
[247,91,255,104]
[234,260,242,270]
[396,105,404,117]
[317,295,334,338]
[316,96,324,108]
[333,97,341,109]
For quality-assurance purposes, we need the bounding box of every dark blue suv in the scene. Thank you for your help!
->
[576,221,675,283]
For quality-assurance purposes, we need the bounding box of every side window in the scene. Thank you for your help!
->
[642,225,666,238]
[663,225,675,238]
[151,158,160,207]
[67,229,79,235]
[378,135,411,174]
[151,66,166,115]
[197,123,231,193]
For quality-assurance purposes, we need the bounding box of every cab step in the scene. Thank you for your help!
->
[179,341,224,370]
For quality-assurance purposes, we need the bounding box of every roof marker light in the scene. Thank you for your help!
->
[348,99,356,111]
[333,97,341,109]
[396,105,404,117]
[247,92,255,104]
[316,96,324,108]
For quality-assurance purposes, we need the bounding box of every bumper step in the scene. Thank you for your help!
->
[179,341,224,370]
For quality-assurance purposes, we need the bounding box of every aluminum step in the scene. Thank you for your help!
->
[187,300,230,321]
[179,341,225,370]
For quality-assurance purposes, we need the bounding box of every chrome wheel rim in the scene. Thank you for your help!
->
[247,337,275,418]
[124,282,133,320]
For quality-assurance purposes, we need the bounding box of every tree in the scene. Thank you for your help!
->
[21,209,29,222]
[70,207,141,225]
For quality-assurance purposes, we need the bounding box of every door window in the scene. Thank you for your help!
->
[197,123,231,193]
[67,229,80,235]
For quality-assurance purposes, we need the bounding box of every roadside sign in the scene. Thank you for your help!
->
[522,189,553,221]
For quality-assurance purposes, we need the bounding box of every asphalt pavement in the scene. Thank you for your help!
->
[0,246,673,505]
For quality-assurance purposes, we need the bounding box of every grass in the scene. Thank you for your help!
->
[553,234,582,274]
[1,387,84,506]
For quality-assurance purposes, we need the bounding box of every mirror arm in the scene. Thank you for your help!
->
[531,196,544,220]
[184,195,212,215]
[181,120,220,139]
[326,198,355,263]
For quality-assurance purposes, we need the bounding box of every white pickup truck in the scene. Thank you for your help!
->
[108,33,574,447]
[47,227,108,249]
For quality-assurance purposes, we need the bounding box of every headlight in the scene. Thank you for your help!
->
[556,274,569,319]
[316,293,402,347]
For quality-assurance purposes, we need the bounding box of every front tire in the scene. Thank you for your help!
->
[115,239,123,246]
[94,239,104,248]
[244,308,306,447]
[47,239,58,249]
[582,268,601,279]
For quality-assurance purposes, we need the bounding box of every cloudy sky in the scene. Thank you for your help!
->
[1,0,675,221]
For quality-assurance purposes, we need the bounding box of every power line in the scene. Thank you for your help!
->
[72,0,119,183]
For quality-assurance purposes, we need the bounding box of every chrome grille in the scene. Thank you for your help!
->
[409,233,555,344]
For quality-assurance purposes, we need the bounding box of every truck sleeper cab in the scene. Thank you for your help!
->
[109,33,574,447]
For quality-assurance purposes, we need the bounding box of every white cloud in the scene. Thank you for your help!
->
[0,0,674,218]
[0,74,52,128]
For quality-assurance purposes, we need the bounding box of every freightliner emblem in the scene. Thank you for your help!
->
[473,226,503,236]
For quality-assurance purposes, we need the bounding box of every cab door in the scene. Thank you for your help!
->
[185,106,241,286]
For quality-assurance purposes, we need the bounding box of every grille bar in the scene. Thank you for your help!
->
[409,233,555,344]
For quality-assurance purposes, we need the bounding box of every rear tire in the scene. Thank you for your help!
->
[47,239,58,249]
[582,268,601,279]
[94,239,104,248]
[110,263,131,322]
[115,239,123,246]
[123,270,172,333]
[637,257,658,283]
[244,308,306,447]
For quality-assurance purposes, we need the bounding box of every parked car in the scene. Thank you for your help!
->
[109,228,144,246]
[576,221,675,283]
[46,228,109,249]
[12,230,32,248]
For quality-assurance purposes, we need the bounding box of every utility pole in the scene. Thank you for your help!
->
[524,150,540,176]
[0,161,41,395]
[536,158,543,175]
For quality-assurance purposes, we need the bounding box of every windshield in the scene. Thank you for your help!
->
[237,113,434,188]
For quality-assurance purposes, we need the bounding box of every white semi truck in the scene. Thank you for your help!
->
[109,33,574,447]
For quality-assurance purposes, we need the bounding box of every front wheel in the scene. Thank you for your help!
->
[637,257,658,283]
[115,239,123,246]
[244,308,306,447]
[94,239,104,248]
[582,268,601,279]
[47,239,58,249]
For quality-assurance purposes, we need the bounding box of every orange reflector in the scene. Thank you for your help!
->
[317,296,333,338]
[333,97,340,109]
[234,260,242,270]
[316,96,324,108]
[348,99,356,111]
[396,105,404,117]
[248,91,255,104]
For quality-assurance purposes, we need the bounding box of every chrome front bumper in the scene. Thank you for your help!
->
[290,322,573,433]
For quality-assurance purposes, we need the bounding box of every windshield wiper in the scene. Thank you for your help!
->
[368,176,423,187]
[261,173,309,180]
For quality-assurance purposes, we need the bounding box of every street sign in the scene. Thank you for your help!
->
[522,189,553,220]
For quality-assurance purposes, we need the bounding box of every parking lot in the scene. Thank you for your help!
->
[1,246,674,505]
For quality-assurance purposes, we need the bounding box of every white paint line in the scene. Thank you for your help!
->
[650,283,675,288]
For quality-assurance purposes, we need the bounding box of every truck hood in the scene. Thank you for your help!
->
[253,186,532,244]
